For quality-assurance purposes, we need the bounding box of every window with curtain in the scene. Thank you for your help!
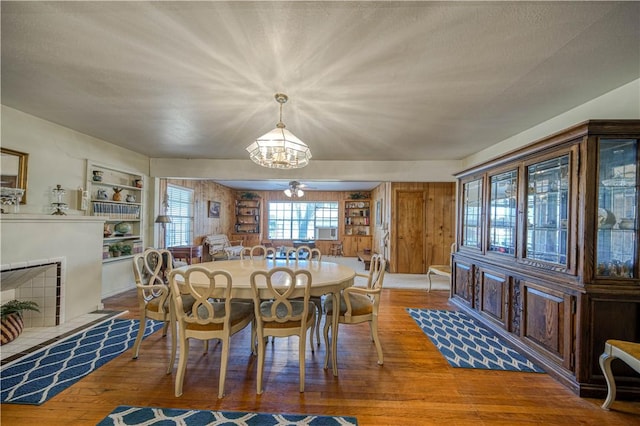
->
[165,184,194,247]
[268,201,339,240]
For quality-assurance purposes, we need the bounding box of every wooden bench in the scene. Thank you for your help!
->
[357,251,372,270]
[599,339,640,409]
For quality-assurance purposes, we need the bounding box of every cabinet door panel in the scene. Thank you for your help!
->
[521,281,573,370]
[523,147,577,274]
[453,261,474,307]
[460,178,483,251]
[596,138,638,279]
[487,170,518,256]
[479,269,509,328]
[342,237,356,256]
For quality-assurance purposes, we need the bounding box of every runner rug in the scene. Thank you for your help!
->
[98,406,359,426]
[407,308,544,372]
[0,318,163,405]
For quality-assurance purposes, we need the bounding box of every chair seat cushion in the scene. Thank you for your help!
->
[259,300,315,328]
[147,294,196,314]
[186,300,253,331]
[324,293,373,316]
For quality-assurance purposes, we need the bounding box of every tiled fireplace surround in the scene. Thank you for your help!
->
[0,259,65,327]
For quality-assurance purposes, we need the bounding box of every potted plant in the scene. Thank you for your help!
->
[120,244,132,257]
[240,191,259,200]
[1,300,40,345]
[349,192,369,200]
[109,242,123,257]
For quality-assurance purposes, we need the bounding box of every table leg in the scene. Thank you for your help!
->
[331,292,339,376]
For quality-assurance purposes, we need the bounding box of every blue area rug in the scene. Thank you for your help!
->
[407,308,544,372]
[98,406,358,425]
[0,318,163,405]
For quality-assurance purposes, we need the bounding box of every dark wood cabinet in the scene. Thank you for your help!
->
[451,120,640,398]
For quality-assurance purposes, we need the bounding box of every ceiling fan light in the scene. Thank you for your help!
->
[284,180,305,198]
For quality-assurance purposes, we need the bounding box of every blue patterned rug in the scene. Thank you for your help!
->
[407,308,544,372]
[98,406,358,425]
[0,318,163,405]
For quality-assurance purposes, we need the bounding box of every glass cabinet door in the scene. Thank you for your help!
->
[488,170,517,255]
[525,155,570,266]
[461,178,483,249]
[596,138,638,278]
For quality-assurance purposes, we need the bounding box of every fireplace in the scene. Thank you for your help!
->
[1,214,104,326]
[0,258,65,327]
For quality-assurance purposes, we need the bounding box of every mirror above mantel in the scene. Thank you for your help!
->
[1,147,29,204]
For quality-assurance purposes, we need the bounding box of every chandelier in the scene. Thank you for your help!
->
[284,181,305,198]
[246,93,312,169]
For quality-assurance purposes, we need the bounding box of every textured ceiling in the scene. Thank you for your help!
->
[2,2,639,180]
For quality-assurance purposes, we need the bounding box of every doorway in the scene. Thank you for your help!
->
[395,191,425,273]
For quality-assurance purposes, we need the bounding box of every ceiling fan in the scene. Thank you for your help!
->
[283,180,312,198]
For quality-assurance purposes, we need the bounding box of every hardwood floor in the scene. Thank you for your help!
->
[2,288,639,425]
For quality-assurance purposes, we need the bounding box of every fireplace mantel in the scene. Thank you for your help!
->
[1,214,105,323]
[0,214,105,223]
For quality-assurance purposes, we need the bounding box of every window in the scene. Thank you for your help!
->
[165,184,194,247]
[268,201,339,240]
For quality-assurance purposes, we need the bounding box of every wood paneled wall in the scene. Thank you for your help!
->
[159,179,454,272]
[259,190,370,255]
[161,179,236,247]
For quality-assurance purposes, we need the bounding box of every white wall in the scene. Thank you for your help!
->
[1,106,152,298]
[462,78,640,169]
[1,106,150,215]
[1,215,104,322]
[151,158,462,182]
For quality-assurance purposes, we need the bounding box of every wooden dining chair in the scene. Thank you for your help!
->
[329,241,344,256]
[353,253,383,289]
[250,267,315,394]
[131,248,195,373]
[323,255,387,368]
[168,267,254,399]
[240,245,274,260]
[293,245,324,346]
[294,245,322,261]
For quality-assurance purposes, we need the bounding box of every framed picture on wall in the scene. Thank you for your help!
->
[208,200,221,218]
[376,198,383,226]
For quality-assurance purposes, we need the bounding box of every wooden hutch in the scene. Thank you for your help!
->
[451,120,639,398]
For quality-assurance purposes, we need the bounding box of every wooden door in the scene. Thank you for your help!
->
[396,191,425,273]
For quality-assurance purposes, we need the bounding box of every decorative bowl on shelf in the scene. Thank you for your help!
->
[598,208,616,228]
[618,218,635,230]
[114,222,132,235]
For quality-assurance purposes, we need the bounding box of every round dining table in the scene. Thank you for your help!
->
[174,258,356,376]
